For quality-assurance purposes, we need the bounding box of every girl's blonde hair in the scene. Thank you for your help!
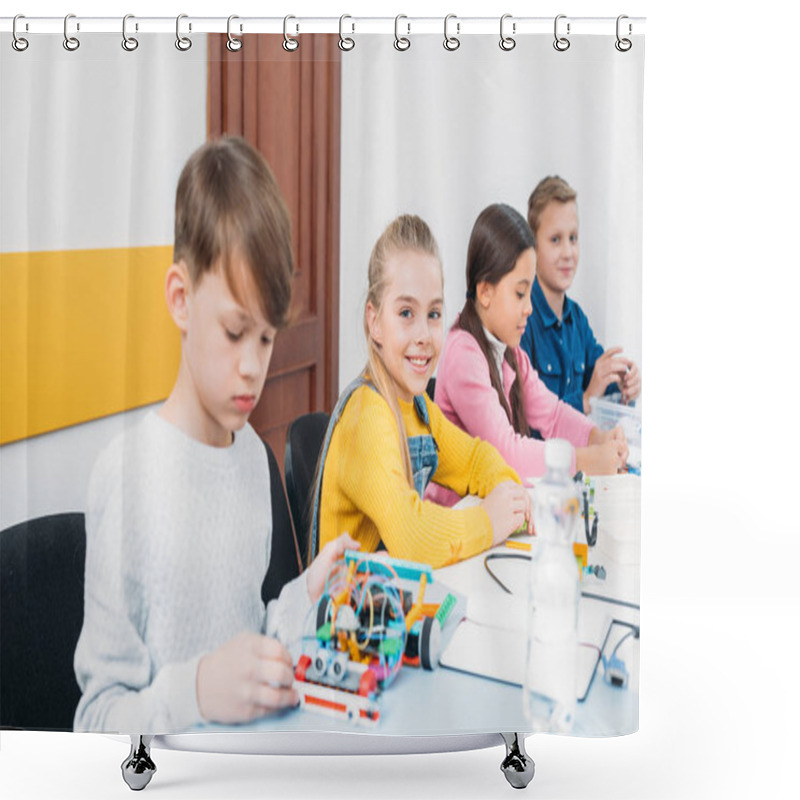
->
[364,214,442,488]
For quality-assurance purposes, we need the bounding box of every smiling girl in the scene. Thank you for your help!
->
[428,204,626,508]
[310,215,530,569]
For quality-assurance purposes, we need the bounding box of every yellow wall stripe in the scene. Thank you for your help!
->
[0,246,180,445]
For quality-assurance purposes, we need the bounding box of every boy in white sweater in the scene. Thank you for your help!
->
[73,137,355,733]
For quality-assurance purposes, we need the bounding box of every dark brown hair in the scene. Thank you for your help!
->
[526,175,577,247]
[457,203,534,436]
[174,136,294,328]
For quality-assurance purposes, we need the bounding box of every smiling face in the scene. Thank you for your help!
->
[168,258,277,447]
[366,249,444,403]
[476,247,536,348]
[534,199,579,301]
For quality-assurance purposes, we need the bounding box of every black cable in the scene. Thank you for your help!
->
[483,552,530,594]
[580,591,640,611]
[609,626,639,660]
[483,553,641,701]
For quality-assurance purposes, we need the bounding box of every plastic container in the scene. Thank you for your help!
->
[589,396,642,473]
[591,474,641,603]
[592,474,641,565]
[523,439,580,733]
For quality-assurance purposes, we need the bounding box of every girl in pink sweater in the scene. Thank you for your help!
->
[427,204,626,507]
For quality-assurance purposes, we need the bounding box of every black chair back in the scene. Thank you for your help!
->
[426,377,436,401]
[284,412,330,566]
[0,513,86,731]
[261,440,303,605]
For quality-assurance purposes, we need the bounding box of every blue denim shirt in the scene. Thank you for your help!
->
[520,277,617,413]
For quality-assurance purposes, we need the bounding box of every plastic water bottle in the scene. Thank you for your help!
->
[523,439,580,732]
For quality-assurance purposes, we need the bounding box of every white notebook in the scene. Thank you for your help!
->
[439,591,611,700]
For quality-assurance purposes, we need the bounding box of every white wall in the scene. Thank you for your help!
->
[0,34,206,529]
[340,33,643,389]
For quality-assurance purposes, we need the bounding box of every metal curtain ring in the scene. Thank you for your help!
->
[394,15,410,51]
[283,15,299,52]
[615,14,632,52]
[443,14,460,51]
[175,14,192,51]
[122,14,139,51]
[12,15,29,52]
[338,14,355,51]
[63,14,80,51]
[226,15,243,52]
[553,14,570,51]
[499,14,515,51]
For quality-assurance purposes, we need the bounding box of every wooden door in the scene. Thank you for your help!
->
[208,34,340,469]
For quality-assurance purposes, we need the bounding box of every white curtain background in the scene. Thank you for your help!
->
[0,36,206,529]
[340,34,643,391]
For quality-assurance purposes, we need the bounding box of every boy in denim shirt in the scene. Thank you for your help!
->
[521,176,641,414]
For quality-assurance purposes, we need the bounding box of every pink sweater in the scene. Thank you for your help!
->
[426,327,594,507]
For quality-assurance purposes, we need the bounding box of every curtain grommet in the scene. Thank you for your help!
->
[283,15,299,52]
[554,14,571,52]
[444,14,460,52]
[499,14,516,52]
[121,14,139,52]
[338,14,355,51]
[226,15,243,52]
[394,15,411,52]
[63,14,80,51]
[175,14,192,51]
[12,14,29,52]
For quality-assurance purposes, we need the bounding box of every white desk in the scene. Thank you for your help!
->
[188,476,640,739]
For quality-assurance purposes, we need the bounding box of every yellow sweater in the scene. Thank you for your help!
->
[318,385,521,568]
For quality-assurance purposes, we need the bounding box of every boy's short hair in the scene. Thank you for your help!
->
[526,175,577,247]
[174,136,294,328]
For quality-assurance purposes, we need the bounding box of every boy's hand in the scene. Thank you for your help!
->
[583,347,631,413]
[482,480,533,546]
[306,533,360,603]
[621,361,641,405]
[196,632,298,724]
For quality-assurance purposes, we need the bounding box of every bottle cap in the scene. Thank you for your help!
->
[544,438,573,471]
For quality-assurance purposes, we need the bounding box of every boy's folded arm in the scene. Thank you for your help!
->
[343,399,495,568]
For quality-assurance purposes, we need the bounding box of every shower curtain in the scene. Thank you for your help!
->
[0,18,643,750]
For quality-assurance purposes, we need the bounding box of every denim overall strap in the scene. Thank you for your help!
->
[309,377,367,560]
[309,385,439,559]
[408,395,439,498]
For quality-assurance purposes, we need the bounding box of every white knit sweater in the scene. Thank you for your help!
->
[73,412,311,733]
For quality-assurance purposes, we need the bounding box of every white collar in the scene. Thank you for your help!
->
[482,325,506,383]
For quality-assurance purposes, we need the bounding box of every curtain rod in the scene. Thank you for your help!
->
[1,16,646,37]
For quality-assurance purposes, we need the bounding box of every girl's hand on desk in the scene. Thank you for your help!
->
[196,632,298,724]
[482,480,532,546]
[306,532,360,603]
